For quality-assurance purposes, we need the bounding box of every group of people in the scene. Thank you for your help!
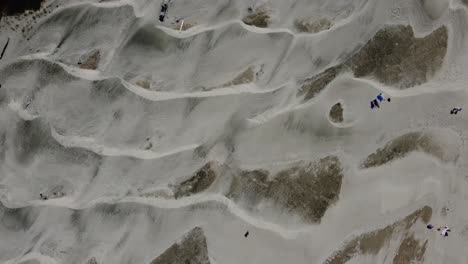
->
[371,92,462,115]
[370,93,391,109]
[427,224,451,237]
[450,107,462,115]
[39,192,65,200]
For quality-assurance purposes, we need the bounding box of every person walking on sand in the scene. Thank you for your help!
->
[159,3,168,22]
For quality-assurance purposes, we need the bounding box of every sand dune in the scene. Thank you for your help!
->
[1,0,468,263]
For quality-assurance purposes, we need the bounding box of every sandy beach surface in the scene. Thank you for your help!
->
[1,0,468,263]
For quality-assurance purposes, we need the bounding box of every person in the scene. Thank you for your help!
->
[373,99,380,108]
[244,231,249,237]
[450,107,462,115]
[159,4,168,22]
[371,93,390,109]
[371,99,380,108]
[377,93,385,102]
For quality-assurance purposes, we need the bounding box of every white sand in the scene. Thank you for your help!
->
[0,0,468,263]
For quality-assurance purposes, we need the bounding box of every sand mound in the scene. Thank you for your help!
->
[228,156,343,223]
[13,119,98,165]
[8,118,101,202]
[329,102,344,123]
[421,0,448,20]
[0,202,38,231]
[150,227,210,264]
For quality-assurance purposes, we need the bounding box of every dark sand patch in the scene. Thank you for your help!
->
[223,67,255,87]
[150,227,210,264]
[228,156,343,223]
[329,102,344,123]
[298,65,344,101]
[294,17,333,33]
[347,25,448,88]
[79,50,101,70]
[324,206,431,264]
[173,163,217,199]
[361,132,446,168]
[242,10,270,28]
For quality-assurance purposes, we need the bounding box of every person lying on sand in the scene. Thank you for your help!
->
[371,93,391,109]
[427,224,452,237]
[438,226,451,236]
[450,107,462,115]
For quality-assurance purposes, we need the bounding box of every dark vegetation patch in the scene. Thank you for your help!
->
[299,25,448,101]
[324,206,431,264]
[294,17,332,33]
[298,65,344,101]
[346,25,448,88]
[392,234,428,264]
[173,163,217,199]
[242,9,270,28]
[361,132,446,168]
[329,102,344,123]
[150,227,210,264]
[228,156,343,223]
[79,50,101,70]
